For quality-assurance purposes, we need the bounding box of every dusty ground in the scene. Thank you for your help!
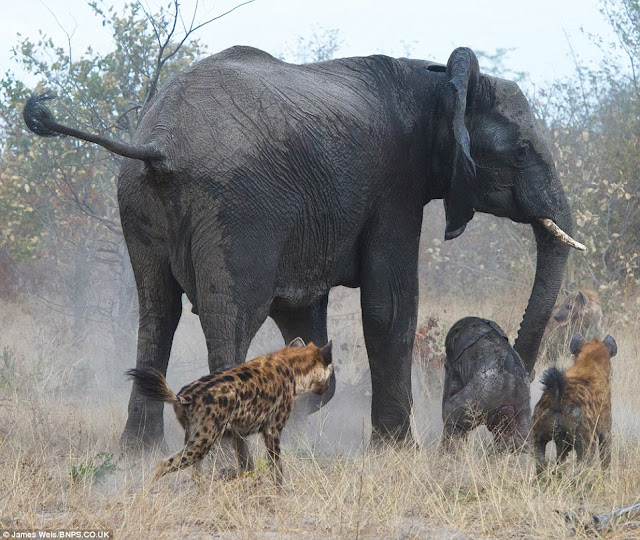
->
[1,287,639,539]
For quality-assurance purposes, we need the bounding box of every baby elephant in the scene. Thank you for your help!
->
[441,317,530,450]
[532,333,616,474]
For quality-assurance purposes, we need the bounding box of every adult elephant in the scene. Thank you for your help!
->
[24,46,584,449]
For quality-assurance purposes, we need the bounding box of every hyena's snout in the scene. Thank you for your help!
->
[554,309,568,323]
[312,367,333,395]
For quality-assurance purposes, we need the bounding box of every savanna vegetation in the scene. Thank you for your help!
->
[1,0,639,537]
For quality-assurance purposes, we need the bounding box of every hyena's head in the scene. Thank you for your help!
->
[553,289,598,326]
[569,332,617,377]
[287,338,333,396]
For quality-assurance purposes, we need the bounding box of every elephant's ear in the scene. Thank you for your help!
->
[443,47,479,240]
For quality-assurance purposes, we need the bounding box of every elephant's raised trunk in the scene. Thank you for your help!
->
[514,208,574,375]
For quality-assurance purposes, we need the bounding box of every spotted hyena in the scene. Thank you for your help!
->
[532,332,617,475]
[127,338,333,486]
[543,289,603,364]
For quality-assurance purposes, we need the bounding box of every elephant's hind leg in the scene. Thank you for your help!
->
[121,247,183,452]
[192,231,277,372]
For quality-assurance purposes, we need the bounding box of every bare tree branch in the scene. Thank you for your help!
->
[40,1,78,71]
[142,0,255,105]
[188,0,255,35]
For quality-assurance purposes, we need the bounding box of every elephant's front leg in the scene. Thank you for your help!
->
[360,217,421,443]
[441,381,484,445]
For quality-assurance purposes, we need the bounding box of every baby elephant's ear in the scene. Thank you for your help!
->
[320,341,333,366]
[570,333,586,355]
[603,335,617,358]
[288,337,306,348]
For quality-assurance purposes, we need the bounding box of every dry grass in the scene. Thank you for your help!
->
[1,289,640,539]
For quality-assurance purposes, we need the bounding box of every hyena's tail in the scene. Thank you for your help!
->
[540,366,566,412]
[126,367,190,405]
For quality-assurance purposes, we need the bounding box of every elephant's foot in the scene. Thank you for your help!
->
[119,431,168,456]
[119,418,167,455]
[370,418,415,449]
[217,467,243,481]
[120,396,167,454]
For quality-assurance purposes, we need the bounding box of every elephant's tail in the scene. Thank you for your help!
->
[126,367,190,406]
[540,366,566,413]
[23,93,165,167]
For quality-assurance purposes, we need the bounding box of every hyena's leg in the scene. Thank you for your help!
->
[262,427,283,486]
[149,429,222,486]
[573,440,588,464]
[534,438,549,475]
[231,431,254,474]
[574,435,597,466]
[598,431,612,469]
[191,459,205,484]
[556,439,572,464]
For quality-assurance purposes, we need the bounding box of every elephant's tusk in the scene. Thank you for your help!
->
[539,218,586,251]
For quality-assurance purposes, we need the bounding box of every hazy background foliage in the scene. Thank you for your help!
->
[1,4,639,536]
[0,0,638,370]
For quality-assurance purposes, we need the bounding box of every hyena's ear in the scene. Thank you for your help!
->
[288,337,306,348]
[320,341,333,366]
[603,335,617,358]
[570,332,586,355]
[576,290,587,305]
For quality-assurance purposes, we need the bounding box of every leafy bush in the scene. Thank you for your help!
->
[70,451,117,484]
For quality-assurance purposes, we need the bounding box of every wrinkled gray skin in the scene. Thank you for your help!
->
[442,317,531,450]
[23,46,574,450]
